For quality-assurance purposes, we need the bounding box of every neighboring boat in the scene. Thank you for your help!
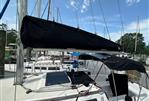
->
[5,56,86,73]
[4,55,62,73]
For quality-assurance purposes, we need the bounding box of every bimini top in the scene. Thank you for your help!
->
[20,16,121,51]
[79,53,146,73]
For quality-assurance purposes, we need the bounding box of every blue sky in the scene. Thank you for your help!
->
[0,0,149,44]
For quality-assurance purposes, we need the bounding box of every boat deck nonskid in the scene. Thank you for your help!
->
[1,71,149,101]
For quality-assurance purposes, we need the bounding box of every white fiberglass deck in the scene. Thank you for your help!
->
[1,71,149,101]
[0,72,104,101]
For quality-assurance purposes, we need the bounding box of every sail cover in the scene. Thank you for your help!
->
[79,53,146,73]
[20,16,121,51]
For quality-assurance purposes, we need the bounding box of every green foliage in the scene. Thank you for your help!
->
[1,23,17,45]
[144,44,149,55]
[7,29,17,45]
[0,23,7,30]
[117,33,145,54]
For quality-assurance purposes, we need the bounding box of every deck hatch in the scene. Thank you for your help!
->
[45,71,70,86]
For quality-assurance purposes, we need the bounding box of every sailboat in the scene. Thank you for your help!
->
[1,15,149,101]
[1,0,149,100]
[0,15,119,101]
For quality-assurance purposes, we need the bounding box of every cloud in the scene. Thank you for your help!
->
[80,16,102,22]
[9,0,16,8]
[81,0,95,13]
[110,31,122,42]
[125,18,149,43]
[126,19,149,31]
[7,23,16,30]
[78,17,148,44]
[78,15,121,29]
[67,0,80,10]
[126,0,141,6]
[81,0,90,13]
[66,0,96,13]
[110,18,149,44]
[70,0,77,9]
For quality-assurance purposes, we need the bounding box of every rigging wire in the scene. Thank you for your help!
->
[97,0,111,40]
[56,7,62,23]
[90,0,97,34]
[92,61,98,75]
[89,63,110,101]
[75,10,80,28]
[36,0,42,17]
[47,0,51,20]
[30,0,38,16]
[116,0,125,50]
[103,27,106,38]
[134,16,140,53]
[52,0,55,21]
[125,17,140,55]
[58,8,62,23]
[56,8,58,22]
[41,1,49,18]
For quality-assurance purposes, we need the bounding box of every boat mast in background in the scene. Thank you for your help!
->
[36,0,41,17]
[15,0,27,84]
[134,16,140,53]
[47,0,51,20]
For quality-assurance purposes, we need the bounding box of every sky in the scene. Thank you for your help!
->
[0,0,149,45]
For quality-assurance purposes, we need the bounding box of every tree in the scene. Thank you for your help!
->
[144,44,149,55]
[117,33,145,54]
[0,23,7,30]
[6,29,17,45]
[1,23,17,45]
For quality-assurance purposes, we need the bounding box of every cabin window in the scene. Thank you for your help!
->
[63,61,73,64]
[45,72,70,86]
[25,66,31,69]
[86,98,97,101]
[48,67,60,70]
[35,67,40,69]
[41,67,47,70]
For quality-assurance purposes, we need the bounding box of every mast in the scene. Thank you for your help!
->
[47,0,51,20]
[15,0,27,84]
[134,16,140,53]
[36,0,41,17]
